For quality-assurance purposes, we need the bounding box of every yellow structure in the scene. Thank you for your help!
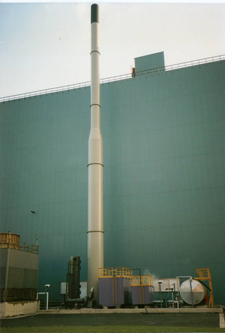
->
[98,267,133,307]
[130,275,153,287]
[98,267,133,278]
[195,268,214,307]
[0,233,39,253]
[0,233,20,249]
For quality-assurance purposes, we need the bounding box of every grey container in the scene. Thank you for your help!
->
[131,286,154,305]
[99,277,132,307]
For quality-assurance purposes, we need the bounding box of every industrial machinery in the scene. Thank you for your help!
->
[177,268,213,307]
[131,275,154,306]
[65,256,82,308]
[179,279,206,306]
[99,267,133,307]
[153,278,180,308]
[67,256,81,299]
[98,266,213,309]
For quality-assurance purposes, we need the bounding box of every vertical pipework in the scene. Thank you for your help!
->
[87,3,104,303]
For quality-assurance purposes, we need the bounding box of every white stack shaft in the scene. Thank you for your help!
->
[87,4,103,303]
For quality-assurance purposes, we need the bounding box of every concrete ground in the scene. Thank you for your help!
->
[1,313,221,328]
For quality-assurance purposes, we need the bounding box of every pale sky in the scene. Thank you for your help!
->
[0,1,225,97]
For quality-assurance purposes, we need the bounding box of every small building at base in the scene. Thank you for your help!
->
[0,233,39,317]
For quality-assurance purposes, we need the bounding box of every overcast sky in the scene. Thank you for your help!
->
[1,1,225,97]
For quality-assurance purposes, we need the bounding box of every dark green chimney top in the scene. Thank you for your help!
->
[91,4,99,23]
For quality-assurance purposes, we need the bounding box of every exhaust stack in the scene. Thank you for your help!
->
[87,3,104,303]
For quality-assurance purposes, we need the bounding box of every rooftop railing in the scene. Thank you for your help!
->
[98,267,133,278]
[0,241,39,254]
[1,54,224,103]
[130,275,153,287]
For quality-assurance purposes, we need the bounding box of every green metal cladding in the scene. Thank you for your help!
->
[1,53,225,304]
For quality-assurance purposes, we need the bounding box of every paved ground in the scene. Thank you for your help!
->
[1,313,220,328]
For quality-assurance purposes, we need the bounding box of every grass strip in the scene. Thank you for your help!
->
[1,326,225,333]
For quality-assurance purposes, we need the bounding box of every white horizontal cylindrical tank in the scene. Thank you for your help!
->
[180,279,206,305]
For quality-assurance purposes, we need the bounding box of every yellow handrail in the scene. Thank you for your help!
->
[131,275,153,286]
[196,268,211,279]
[0,240,39,254]
[98,267,133,278]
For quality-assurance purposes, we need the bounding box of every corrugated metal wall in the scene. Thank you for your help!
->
[1,59,224,303]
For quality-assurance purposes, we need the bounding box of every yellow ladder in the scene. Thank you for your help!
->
[195,268,214,307]
[139,286,144,304]
[112,277,117,306]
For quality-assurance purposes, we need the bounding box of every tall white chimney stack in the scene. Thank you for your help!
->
[87,3,104,303]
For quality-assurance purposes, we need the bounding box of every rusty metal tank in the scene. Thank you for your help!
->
[0,233,20,249]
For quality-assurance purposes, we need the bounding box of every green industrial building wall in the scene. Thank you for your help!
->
[1,56,224,303]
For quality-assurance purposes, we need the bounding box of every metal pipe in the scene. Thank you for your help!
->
[37,292,49,310]
[176,275,192,293]
[87,3,104,304]
[189,278,194,308]
[158,281,163,308]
